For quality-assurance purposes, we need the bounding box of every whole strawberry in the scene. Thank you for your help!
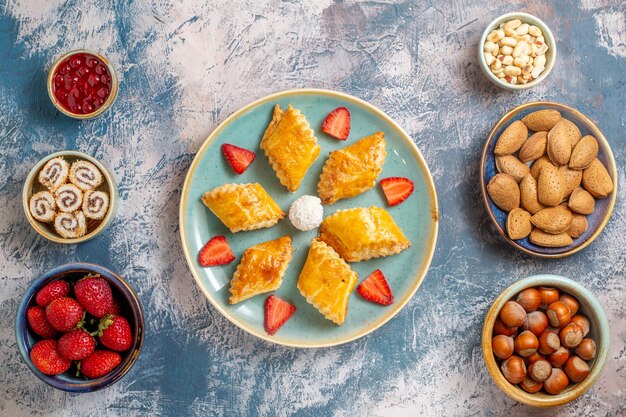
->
[79,350,122,378]
[46,297,84,332]
[96,314,132,352]
[58,329,96,361]
[74,275,114,318]
[35,280,70,307]
[27,306,58,338]
[30,339,71,375]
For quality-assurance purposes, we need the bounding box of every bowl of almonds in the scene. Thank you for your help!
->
[480,102,617,258]
[479,12,556,89]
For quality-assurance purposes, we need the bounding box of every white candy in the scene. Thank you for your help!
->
[288,195,323,231]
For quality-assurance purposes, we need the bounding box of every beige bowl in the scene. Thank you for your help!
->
[22,151,118,244]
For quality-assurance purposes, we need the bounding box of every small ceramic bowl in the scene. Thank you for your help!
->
[482,274,609,407]
[15,263,144,392]
[480,101,617,258]
[478,12,556,90]
[23,150,118,244]
[47,49,118,119]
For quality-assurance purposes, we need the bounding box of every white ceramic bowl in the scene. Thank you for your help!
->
[478,12,556,90]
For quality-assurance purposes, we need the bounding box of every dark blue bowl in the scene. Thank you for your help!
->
[480,101,618,258]
[15,263,144,392]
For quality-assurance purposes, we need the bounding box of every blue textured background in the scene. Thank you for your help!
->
[0,1,624,416]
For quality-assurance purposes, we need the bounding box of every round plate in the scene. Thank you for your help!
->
[180,89,438,347]
[481,101,617,258]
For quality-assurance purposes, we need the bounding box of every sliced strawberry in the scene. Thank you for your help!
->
[264,295,296,335]
[198,236,235,267]
[321,107,351,140]
[380,177,414,206]
[357,269,394,306]
[222,143,256,174]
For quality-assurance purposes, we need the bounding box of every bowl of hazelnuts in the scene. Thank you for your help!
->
[481,274,609,407]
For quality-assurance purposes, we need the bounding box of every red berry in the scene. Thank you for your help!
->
[30,339,71,375]
[221,144,256,174]
[74,274,114,318]
[357,269,394,306]
[58,329,97,361]
[45,297,84,332]
[264,295,296,336]
[26,306,57,338]
[97,315,132,352]
[380,177,415,206]
[79,350,122,378]
[198,236,235,267]
[321,107,351,140]
[35,280,70,307]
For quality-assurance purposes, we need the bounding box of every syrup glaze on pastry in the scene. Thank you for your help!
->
[69,160,104,191]
[54,211,87,239]
[317,132,386,204]
[55,184,83,213]
[318,206,411,262]
[38,157,70,191]
[201,183,285,233]
[83,190,110,220]
[260,105,321,192]
[229,236,294,304]
[29,191,56,222]
[297,238,358,325]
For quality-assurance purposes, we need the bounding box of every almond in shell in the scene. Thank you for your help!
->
[582,158,614,198]
[487,173,520,212]
[530,155,552,180]
[559,165,583,199]
[531,205,573,234]
[494,120,528,156]
[520,174,546,214]
[496,155,530,183]
[522,110,562,132]
[537,163,565,207]
[507,208,532,240]
[570,135,599,170]
[519,131,547,163]
[566,214,588,239]
[547,123,573,166]
[530,228,573,247]
[568,187,596,215]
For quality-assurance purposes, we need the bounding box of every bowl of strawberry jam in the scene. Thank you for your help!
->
[48,50,118,119]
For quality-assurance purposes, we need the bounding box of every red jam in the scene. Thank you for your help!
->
[52,53,112,115]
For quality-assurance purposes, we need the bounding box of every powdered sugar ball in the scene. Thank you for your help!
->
[289,195,324,231]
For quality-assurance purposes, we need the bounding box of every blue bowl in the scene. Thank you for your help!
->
[15,263,144,392]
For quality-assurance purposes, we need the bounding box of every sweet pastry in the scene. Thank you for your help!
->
[55,184,83,213]
[69,160,104,191]
[83,190,110,220]
[318,206,411,262]
[228,236,293,304]
[297,238,358,325]
[29,191,56,222]
[38,157,69,191]
[201,183,285,233]
[317,132,386,204]
[260,105,321,192]
[54,211,87,239]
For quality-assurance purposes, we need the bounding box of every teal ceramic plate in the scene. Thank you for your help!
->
[180,89,439,347]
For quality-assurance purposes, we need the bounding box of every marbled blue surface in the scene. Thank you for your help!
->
[0,1,624,416]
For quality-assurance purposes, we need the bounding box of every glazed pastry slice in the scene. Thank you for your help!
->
[297,238,358,325]
[317,132,386,204]
[318,206,411,262]
[260,104,321,192]
[229,236,293,304]
[201,183,285,233]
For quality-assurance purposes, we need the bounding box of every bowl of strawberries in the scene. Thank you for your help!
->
[15,262,144,392]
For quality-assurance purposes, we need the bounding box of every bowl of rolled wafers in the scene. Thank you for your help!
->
[22,151,118,244]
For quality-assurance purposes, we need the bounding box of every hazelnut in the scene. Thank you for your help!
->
[559,294,579,316]
[492,335,514,360]
[538,287,559,309]
[501,355,526,384]
[500,301,527,328]
[564,356,590,383]
[546,301,572,328]
[494,317,518,337]
[520,375,543,393]
[544,368,569,394]
[560,323,584,348]
[548,346,570,368]
[538,331,560,355]
[575,338,596,361]
[570,314,590,337]
[528,359,552,382]
[523,311,548,336]
[516,288,541,312]
[514,330,539,357]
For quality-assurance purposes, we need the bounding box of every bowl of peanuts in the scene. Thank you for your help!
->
[479,12,556,89]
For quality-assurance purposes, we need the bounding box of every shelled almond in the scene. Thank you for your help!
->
[487,109,614,248]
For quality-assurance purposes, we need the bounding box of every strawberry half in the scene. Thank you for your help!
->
[198,235,235,267]
[380,177,414,206]
[264,295,296,335]
[321,107,351,140]
[222,143,256,174]
[357,269,394,306]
